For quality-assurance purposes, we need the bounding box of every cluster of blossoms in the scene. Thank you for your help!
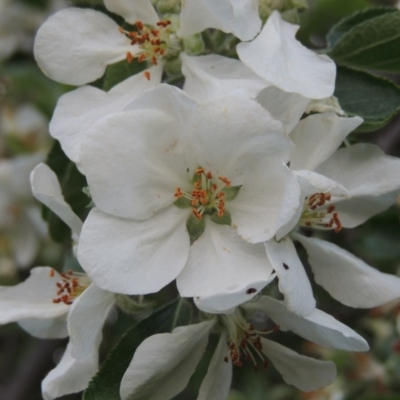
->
[1,0,400,399]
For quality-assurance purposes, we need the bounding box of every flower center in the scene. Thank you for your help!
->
[219,309,278,371]
[299,192,342,233]
[120,20,175,68]
[49,269,91,305]
[174,167,231,220]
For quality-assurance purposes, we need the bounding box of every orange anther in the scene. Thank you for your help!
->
[144,71,151,80]
[152,56,158,65]
[195,168,205,175]
[138,54,146,63]
[327,204,335,213]
[192,209,203,220]
[126,52,134,63]
[174,187,183,198]
[206,171,213,179]
[218,176,231,187]
[136,21,144,30]
[49,269,55,278]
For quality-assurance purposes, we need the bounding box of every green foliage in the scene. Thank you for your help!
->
[326,7,395,50]
[334,66,400,131]
[83,299,193,400]
[327,8,400,73]
[0,63,69,117]
[44,141,89,242]
[103,60,146,91]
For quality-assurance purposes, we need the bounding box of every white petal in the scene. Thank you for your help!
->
[0,267,69,324]
[104,0,159,25]
[69,283,115,360]
[261,338,336,392]
[245,296,368,351]
[30,163,82,238]
[78,207,190,295]
[42,341,99,400]
[49,65,162,164]
[80,108,190,219]
[230,0,262,41]
[293,170,349,198]
[330,194,397,228]
[179,0,233,38]
[177,222,274,308]
[256,86,309,133]
[230,159,301,243]
[18,316,68,339]
[316,144,400,226]
[237,11,336,99]
[296,234,400,308]
[197,332,232,400]
[187,90,291,181]
[290,113,363,171]
[120,320,214,400]
[34,8,132,85]
[181,53,267,103]
[264,237,316,316]
[195,274,276,314]
[317,143,400,198]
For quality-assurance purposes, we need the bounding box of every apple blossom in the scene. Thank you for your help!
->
[34,0,231,86]
[120,295,369,399]
[77,84,300,311]
[264,112,400,316]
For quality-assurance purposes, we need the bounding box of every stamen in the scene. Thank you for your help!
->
[52,271,90,305]
[218,176,231,187]
[144,71,151,80]
[300,192,343,233]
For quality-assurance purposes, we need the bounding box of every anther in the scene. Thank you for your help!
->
[126,52,134,63]
[218,176,231,187]
[144,71,151,80]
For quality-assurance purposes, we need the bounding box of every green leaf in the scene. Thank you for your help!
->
[103,59,145,91]
[83,299,192,400]
[327,9,400,73]
[186,214,206,244]
[334,66,400,131]
[326,7,395,50]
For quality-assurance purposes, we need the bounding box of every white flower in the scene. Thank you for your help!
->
[264,111,400,316]
[77,85,300,312]
[237,11,336,99]
[0,154,47,268]
[120,296,368,400]
[34,0,257,86]
[49,64,162,166]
